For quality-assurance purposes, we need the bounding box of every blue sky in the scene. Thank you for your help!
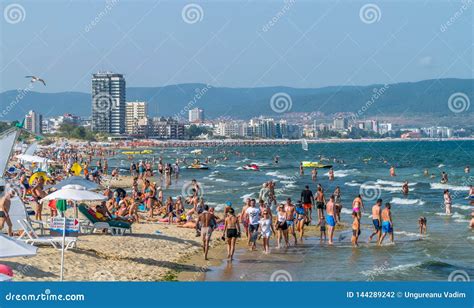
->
[0,0,472,93]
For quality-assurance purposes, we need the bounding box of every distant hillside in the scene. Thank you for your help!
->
[0,78,471,121]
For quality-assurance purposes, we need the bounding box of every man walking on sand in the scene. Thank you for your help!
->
[0,189,15,236]
[197,205,216,260]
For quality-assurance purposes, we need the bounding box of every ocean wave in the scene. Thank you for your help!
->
[251,161,269,167]
[235,167,243,170]
[361,262,422,277]
[344,181,360,187]
[430,183,469,191]
[265,171,294,180]
[214,178,229,183]
[390,197,425,205]
[241,182,249,186]
[324,169,358,178]
[376,179,417,187]
[240,193,254,200]
[438,164,445,168]
[452,204,472,211]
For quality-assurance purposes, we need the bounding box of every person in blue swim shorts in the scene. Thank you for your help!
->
[368,199,383,243]
[378,202,394,246]
[325,195,337,245]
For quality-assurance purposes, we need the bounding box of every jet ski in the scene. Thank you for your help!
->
[243,164,259,171]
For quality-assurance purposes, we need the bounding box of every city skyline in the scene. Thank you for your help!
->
[1,1,471,93]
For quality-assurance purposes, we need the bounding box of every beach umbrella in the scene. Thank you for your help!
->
[48,176,99,191]
[41,184,107,202]
[70,163,82,176]
[16,154,53,164]
[28,171,50,186]
[0,234,38,258]
[0,273,13,281]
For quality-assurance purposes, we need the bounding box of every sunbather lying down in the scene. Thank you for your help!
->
[90,203,134,223]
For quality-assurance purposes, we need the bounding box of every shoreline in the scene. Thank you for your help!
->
[176,223,349,282]
[110,137,474,149]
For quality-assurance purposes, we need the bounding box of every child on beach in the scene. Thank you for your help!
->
[351,211,360,247]
[318,216,327,243]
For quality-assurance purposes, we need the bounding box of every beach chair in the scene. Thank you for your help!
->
[77,204,132,236]
[17,219,77,250]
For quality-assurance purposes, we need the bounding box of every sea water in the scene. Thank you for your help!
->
[109,140,474,281]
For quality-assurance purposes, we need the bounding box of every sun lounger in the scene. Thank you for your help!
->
[78,204,132,236]
[17,219,77,250]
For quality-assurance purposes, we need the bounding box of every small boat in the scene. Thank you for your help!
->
[301,161,332,168]
[190,149,202,155]
[243,164,259,171]
[122,150,153,155]
[187,163,209,170]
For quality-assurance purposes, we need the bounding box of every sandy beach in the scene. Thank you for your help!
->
[3,217,227,281]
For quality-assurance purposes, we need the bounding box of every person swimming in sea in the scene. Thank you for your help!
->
[390,166,396,177]
[418,216,427,235]
[441,171,448,184]
[402,181,409,195]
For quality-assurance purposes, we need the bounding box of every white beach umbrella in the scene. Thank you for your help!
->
[0,234,38,258]
[48,176,100,191]
[16,154,53,164]
[0,273,13,281]
[41,184,107,202]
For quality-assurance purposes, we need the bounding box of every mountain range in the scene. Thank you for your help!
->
[0,78,471,121]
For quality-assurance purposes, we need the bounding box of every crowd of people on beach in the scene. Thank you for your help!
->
[0,143,473,265]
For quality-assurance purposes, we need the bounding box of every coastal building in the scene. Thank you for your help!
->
[214,121,248,137]
[125,101,148,135]
[91,72,126,134]
[333,117,348,131]
[150,117,184,139]
[42,113,81,134]
[24,110,43,135]
[421,126,453,138]
[378,122,393,135]
[188,108,204,123]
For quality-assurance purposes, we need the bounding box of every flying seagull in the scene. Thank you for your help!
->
[25,76,46,86]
